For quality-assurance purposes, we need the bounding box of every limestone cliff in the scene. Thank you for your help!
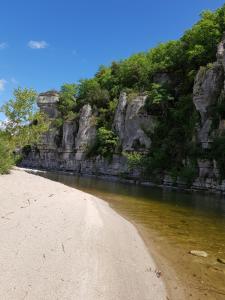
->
[22,35,225,193]
[22,91,150,178]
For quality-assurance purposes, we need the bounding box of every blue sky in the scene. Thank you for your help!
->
[0,0,225,120]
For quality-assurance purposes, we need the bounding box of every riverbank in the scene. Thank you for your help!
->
[0,168,167,300]
[20,164,225,196]
[35,169,225,300]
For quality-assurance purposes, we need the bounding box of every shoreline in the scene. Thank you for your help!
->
[0,168,167,300]
[21,165,225,197]
[21,167,225,300]
[24,167,188,299]
[107,199,225,300]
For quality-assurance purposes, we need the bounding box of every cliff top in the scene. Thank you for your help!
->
[39,90,59,97]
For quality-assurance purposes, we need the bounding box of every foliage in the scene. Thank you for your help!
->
[146,40,184,74]
[178,164,198,186]
[1,88,49,149]
[182,10,221,67]
[88,127,118,159]
[0,132,14,174]
[77,78,110,108]
[0,88,49,173]
[96,127,118,157]
[139,94,198,183]
[96,99,118,129]
[124,152,144,171]
[58,83,78,119]
[145,83,174,115]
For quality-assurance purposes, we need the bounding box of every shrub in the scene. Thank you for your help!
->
[96,127,118,158]
[58,83,78,118]
[0,134,13,174]
[124,152,144,171]
[178,164,198,186]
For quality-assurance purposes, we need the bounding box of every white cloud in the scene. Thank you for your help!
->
[0,42,8,49]
[28,40,48,49]
[0,79,7,91]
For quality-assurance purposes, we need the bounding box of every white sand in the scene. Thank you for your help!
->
[0,168,167,300]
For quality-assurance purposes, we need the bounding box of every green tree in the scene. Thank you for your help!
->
[78,78,110,108]
[58,83,78,119]
[96,127,118,158]
[0,131,14,174]
[0,87,49,173]
[145,83,174,115]
[182,10,222,67]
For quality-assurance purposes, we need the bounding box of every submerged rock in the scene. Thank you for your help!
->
[217,258,225,264]
[189,250,208,258]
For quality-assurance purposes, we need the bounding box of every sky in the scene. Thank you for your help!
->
[0,0,225,120]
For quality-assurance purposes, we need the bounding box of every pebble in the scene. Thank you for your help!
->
[189,250,208,257]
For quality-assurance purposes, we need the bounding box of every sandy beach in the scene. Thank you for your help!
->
[0,168,167,300]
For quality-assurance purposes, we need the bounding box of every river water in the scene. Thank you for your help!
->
[39,172,225,299]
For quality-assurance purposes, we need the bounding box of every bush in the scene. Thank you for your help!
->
[87,127,118,159]
[58,83,78,118]
[145,83,174,115]
[97,127,118,157]
[178,164,198,186]
[77,78,110,108]
[0,134,13,174]
[124,152,144,171]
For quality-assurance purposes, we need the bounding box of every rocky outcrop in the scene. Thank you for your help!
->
[62,121,77,151]
[114,93,156,152]
[113,92,127,142]
[75,104,97,160]
[22,92,152,177]
[193,63,224,123]
[193,38,225,151]
[21,35,225,194]
[37,91,60,119]
[37,92,60,151]
[123,95,155,151]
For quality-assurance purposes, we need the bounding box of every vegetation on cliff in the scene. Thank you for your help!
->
[54,4,225,184]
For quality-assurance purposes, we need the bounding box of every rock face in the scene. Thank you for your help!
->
[113,92,127,141]
[190,35,225,191]
[37,92,60,151]
[62,121,77,151]
[122,95,155,152]
[193,63,224,123]
[37,91,60,119]
[21,35,225,193]
[193,43,224,151]
[22,92,149,177]
[113,93,155,152]
[75,104,96,160]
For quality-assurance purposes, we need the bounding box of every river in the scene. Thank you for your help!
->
[39,171,225,299]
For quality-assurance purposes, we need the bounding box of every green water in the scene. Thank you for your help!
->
[40,172,225,298]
